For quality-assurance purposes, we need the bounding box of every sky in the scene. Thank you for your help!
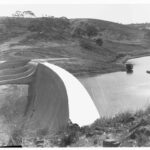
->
[0,2,150,24]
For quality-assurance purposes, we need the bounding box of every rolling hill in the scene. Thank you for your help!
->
[0,17,149,76]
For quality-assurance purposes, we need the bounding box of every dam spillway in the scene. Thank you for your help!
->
[0,60,99,137]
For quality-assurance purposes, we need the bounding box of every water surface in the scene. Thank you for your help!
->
[80,56,150,117]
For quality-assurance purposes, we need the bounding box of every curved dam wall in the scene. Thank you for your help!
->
[0,60,99,134]
[43,62,99,126]
[23,63,69,132]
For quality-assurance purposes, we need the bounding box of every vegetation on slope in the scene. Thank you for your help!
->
[4,105,150,147]
[0,16,150,76]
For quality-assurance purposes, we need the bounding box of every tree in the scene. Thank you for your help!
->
[12,11,24,17]
[23,11,36,17]
[95,38,103,46]
[86,25,98,38]
[12,10,36,18]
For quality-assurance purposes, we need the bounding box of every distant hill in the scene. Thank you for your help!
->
[129,23,150,30]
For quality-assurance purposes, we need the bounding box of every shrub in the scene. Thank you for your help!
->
[50,123,80,147]
[116,53,126,59]
[86,25,98,38]
[72,27,86,38]
[72,24,98,38]
[95,38,103,46]
[79,39,95,50]
[113,112,134,124]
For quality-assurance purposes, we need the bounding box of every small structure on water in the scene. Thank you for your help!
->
[126,63,133,74]
[146,70,150,74]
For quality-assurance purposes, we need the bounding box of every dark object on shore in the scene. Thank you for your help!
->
[126,63,133,73]
[103,139,120,147]
[146,70,150,74]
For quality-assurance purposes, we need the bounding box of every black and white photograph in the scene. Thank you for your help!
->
[0,0,150,148]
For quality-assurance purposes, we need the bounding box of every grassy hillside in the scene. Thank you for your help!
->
[71,18,145,41]
[0,17,150,76]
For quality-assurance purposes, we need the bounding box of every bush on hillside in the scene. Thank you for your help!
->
[115,52,126,59]
[72,23,98,38]
[95,38,103,46]
[50,123,80,147]
[72,27,86,38]
[79,39,95,50]
[86,25,98,38]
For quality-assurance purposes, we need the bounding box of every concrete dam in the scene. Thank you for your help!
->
[0,60,99,135]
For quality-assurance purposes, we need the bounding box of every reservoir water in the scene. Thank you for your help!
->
[80,56,150,118]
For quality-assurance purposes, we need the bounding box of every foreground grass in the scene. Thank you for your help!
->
[5,106,150,147]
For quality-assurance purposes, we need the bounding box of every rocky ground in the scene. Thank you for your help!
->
[3,106,150,147]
